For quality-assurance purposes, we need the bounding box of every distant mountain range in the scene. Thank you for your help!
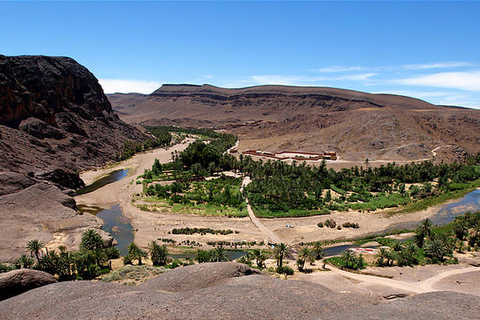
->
[109,84,480,162]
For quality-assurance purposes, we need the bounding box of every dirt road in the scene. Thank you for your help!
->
[324,265,480,294]
[242,177,285,244]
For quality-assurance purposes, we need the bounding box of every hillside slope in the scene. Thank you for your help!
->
[110,84,480,162]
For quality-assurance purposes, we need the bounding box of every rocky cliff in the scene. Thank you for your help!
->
[0,55,148,261]
[0,55,148,175]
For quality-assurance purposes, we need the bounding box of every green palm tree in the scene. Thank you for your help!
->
[80,229,105,251]
[211,246,227,262]
[249,249,267,268]
[415,218,434,248]
[26,239,44,264]
[424,239,445,263]
[312,242,324,260]
[375,247,390,267]
[298,247,314,265]
[341,250,358,269]
[15,254,35,269]
[149,241,168,266]
[128,243,147,265]
[274,243,289,267]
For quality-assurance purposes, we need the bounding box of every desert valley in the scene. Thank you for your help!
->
[1,53,480,319]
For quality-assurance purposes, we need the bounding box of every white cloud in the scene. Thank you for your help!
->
[249,73,376,86]
[394,71,480,92]
[337,73,377,81]
[373,89,480,109]
[317,66,365,73]
[98,79,162,94]
[403,62,472,70]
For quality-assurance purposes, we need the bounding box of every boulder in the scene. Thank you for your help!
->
[138,262,261,292]
[0,269,57,301]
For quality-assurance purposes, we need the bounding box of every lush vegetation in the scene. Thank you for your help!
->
[241,156,480,217]
[10,230,119,280]
[115,128,172,161]
[139,175,247,217]
[136,127,244,217]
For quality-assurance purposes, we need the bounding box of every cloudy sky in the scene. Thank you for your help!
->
[2,1,479,108]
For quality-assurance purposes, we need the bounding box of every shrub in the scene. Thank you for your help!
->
[324,219,336,228]
[276,265,294,278]
[342,222,360,229]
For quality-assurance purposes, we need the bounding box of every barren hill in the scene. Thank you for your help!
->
[109,84,480,162]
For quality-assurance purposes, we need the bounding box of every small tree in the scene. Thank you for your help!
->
[312,242,324,260]
[128,243,148,265]
[425,239,446,263]
[298,247,314,266]
[248,249,267,268]
[26,239,44,264]
[149,241,168,266]
[210,246,227,262]
[80,229,105,251]
[15,254,35,269]
[274,243,289,267]
[415,218,434,248]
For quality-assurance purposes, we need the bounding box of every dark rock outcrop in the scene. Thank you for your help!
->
[0,55,149,173]
[36,168,85,191]
[0,269,57,301]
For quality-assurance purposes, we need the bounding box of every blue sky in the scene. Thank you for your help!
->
[1,1,480,108]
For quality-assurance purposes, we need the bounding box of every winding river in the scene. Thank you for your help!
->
[77,169,133,255]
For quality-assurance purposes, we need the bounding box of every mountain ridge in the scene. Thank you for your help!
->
[109,84,480,162]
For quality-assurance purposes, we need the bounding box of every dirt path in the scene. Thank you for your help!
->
[241,177,285,244]
[324,264,480,294]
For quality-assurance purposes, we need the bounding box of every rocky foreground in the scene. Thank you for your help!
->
[1,263,479,319]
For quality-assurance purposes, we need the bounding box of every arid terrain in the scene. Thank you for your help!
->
[2,55,480,319]
[109,84,480,163]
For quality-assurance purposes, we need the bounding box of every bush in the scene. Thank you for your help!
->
[276,265,294,278]
[342,222,360,229]
[324,219,336,228]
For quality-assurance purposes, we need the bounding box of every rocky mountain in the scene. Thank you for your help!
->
[110,84,480,162]
[0,55,148,261]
